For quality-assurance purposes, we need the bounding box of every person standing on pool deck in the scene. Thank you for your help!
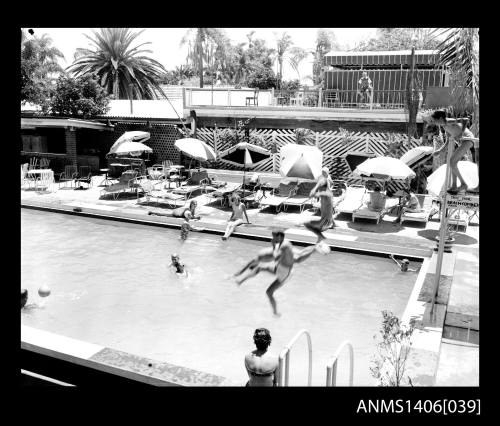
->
[244,328,279,386]
[222,194,250,240]
[303,167,334,251]
[234,228,325,317]
[429,110,478,194]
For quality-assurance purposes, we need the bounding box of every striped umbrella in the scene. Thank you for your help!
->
[219,142,271,196]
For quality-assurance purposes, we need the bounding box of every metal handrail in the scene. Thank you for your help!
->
[278,329,312,387]
[326,340,354,386]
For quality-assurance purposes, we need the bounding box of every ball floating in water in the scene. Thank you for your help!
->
[38,285,51,297]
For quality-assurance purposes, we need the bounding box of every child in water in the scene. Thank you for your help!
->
[389,255,417,272]
[169,253,187,276]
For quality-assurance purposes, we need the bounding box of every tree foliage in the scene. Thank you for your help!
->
[313,29,340,86]
[370,311,415,387]
[67,28,167,100]
[355,28,441,51]
[42,74,111,118]
[21,33,65,105]
[247,66,278,89]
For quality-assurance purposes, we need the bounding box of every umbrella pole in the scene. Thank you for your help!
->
[243,168,246,199]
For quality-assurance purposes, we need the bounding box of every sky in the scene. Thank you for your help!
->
[31,28,378,83]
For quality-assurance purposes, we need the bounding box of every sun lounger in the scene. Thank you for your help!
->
[100,170,139,200]
[259,179,298,213]
[352,197,399,224]
[205,182,242,206]
[282,180,317,212]
[137,179,186,208]
[448,209,472,232]
[335,185,366,218]
[400,194,435,225]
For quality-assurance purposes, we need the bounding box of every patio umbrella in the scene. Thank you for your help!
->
[400,146,434,168]
[174,138,216,167]
[110,131,150,149]
[107,141,153,157]
[279,144,323,180]
[343,151,377,174]
[353,156,416,180]
[426,161,478,197]
[218,142,271,196]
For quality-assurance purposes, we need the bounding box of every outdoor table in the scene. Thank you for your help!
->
[99,168,114,187]
[25,169,54,189]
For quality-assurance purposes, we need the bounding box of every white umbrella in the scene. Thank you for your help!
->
[279,144,323,180]
[107,141,153,157]
[110,131,150,149]
[400,146,434,167]
[354,156,416,180]
[174,138,216,162]
[426,161,478,197]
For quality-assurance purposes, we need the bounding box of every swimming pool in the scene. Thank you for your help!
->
[21,209,420,386]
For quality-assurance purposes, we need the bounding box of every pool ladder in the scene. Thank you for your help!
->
[326,340,354,386]
[277,329,354,386]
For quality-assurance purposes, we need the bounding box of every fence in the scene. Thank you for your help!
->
[194,126,422,185]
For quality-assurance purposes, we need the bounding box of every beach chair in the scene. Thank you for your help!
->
[259,179,298,213]
[236,173,263,207]
[58,165,78,189]
[29,157,38,170]
[447,209,472,232]
[34,169,55,192]
[100,170,139,200]
[335,185,367,218]
[205,182,242,206]
[282,180,317,212]
[400,194,435,225]
[352,196,399,224]
[39,157,50,169]
[171,169,216,200]
[74,166,93,189]
[137,178,186,208]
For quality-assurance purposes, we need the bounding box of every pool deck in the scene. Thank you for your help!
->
[20,174,479,386]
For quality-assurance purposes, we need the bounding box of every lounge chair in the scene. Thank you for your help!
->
[236,173,263,207]
[171,169,217,200]
[353,196,399,224]
[137,178,186,208]
[58,165,78,189]
[100,170,139,200]
[74,166,93,189]
[400,194,435,225]
[205,182,242,206]
[33,169,55,192]
[39,157,50,169]
[21,163,33,189]
[335,185,367,218]
[259,178,298,213]
[282,180,317,212]
[29,157,38,170]
[447,209,472,232]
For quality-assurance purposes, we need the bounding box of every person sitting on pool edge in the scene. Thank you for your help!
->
[149,200,201,221]
[169,253,187,276]
[244,328,279,387]
[222,194,250,241]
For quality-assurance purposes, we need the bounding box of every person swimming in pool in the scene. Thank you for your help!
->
[244,328,279,387]
[234,228,325,317]
[389,255,417,272]
[169,253,187,276]
[179,219,205,241]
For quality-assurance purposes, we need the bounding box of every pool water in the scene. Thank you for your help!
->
[21,209,419,386]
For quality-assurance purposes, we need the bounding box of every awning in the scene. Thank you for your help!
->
[324,50,440,67]
[21,117,115,131]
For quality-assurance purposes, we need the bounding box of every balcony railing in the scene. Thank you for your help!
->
[183,87,411,110]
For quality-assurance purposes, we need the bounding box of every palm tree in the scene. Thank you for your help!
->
[274,32,293,89]
[67,28,167,100]
[21,32,65,105]
[432,28,479,135]
[181,28,229,88]
[288,47,309,81]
